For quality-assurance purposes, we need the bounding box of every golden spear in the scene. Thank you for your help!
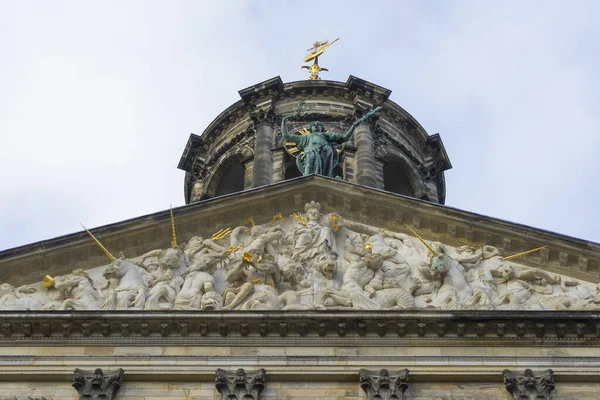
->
[170,205,177,248]
[504,246,547,261]
[81,224,116,262]
[403,223,438,256]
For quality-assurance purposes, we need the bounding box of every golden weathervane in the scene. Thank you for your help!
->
[302,38,339,80]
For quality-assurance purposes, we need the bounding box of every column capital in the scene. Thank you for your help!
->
[359,368,410,400]
[215,368,266,400]
[250,106,276,129]
[72,368,124,400]
[503,369,555,400]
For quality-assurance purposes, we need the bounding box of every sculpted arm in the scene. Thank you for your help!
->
[281,115,300,143]
[340,106,382,142]
[263,228,283,244]
[337,218,380,236]
[201,238,228,258]
[381,229,410,242]
[136,249,162,266]
[225,261,247,284]
[365,270,383,295]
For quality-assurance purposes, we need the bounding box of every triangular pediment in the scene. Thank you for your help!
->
[0,175,598,314]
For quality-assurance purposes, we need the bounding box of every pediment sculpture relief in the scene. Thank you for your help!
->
[2,202,599,312]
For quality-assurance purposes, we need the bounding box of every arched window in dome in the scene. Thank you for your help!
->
[215,163,245,197]
[383,162,415,197]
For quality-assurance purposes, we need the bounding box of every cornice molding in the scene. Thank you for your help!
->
[0,310,597,345]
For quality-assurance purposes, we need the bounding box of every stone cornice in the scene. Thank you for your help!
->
[0,310,597,345]
[238,76,284,106]
[177,133,205,172]
[345,75,392,104]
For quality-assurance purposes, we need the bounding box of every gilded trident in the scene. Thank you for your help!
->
[212,228,232,241]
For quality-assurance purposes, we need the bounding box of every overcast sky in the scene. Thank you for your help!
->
[1,0,599,251]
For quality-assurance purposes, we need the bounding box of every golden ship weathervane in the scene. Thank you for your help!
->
[302,38,339,80]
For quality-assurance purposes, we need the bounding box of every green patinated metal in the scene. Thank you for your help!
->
[281,101,381,178]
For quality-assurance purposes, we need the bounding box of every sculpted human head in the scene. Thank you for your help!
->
[364,253,384,271]
[310,121,325,133]
[493,265,515,283]
[190,256,217,275]
[304,201,321,222]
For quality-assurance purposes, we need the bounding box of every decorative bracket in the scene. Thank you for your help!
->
[502,369,555,400]
[215,368,266,400]
[359,368,410,400]
[72,368,124,400]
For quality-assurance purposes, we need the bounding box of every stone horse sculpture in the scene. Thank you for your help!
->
[80,225,151,310]
[102,258,151,310]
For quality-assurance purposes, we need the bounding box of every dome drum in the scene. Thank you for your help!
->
[178,76,451,204]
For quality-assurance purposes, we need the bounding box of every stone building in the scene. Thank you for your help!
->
[0,75,599,400]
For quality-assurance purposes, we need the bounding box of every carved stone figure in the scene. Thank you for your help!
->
[45,269,100,310]
[492,265,563,310]
[222,252,281,310]
[143,248,188,310]
[279,254,340,310]
[174,256,219,310]
[290,201,335,261]
[322,242,383,309]
[0,283,52,311]
[184,235,228,262]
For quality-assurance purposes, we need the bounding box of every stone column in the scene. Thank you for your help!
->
[359,368,410,400]
[271,149,285,183]
[502,369,555,400]
[215,368,266,400]
[72,368,124,400]
[251,108,275,188]
[354,118,379,188]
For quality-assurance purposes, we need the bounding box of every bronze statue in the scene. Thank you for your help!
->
[281,102,381,178]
